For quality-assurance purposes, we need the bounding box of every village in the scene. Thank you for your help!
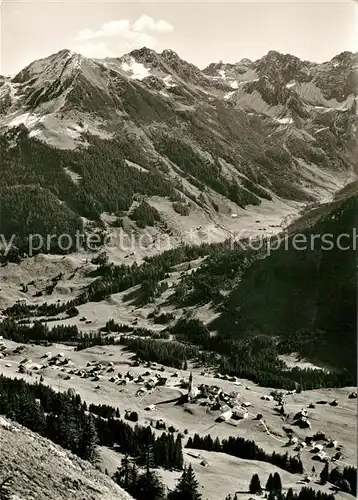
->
[0,336,356,480]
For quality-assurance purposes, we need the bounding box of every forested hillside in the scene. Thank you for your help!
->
[212,186,358,373]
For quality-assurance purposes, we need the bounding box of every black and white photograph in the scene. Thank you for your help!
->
[0,1,357,499]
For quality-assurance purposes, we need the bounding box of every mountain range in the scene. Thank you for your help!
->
[1,48,357,251]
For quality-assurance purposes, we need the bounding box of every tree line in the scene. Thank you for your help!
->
[233,468,356,500]
[0,319,80,344]
[119,336,198,369]
[114,456,202,500]
[2,127,177,243]
[227,473,337,500]
[0,375,183,471]
[320,462,356,496]
[170,318,355,390]
[0,313,353,391]
[154,133,262,207]
[186,434,303,475]
[3,239,251,318]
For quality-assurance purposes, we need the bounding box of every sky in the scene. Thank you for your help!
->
[1,0,358,75]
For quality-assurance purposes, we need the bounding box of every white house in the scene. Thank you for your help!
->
[218,410,233,421]
[313,450,327,462]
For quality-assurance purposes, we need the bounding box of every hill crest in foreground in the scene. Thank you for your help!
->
[0,416,132,500]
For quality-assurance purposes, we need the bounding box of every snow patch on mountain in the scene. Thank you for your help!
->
[18,113,112,149]
[8,112,41,128]
[163,75,176,87]
[275,117,293,124]
[120,58,150,80]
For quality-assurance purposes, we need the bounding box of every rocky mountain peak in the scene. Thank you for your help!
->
[128,46,159,64]
[161,48,180,61]
[12,49,80,84]
[238,58,253,65]
[331,51,357,66]
[0,46,356,210]
[255,50,312,84]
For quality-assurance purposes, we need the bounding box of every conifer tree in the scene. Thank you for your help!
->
[213,437,221,452]
[273,473,282,493]
[249,474,262,494]
[136,471,166,500]
[128,463,140,498]
[266,474,274,492]
[187,437,193,448]
[144,442,155,474]
[79,413,98,462]
[174,435,184,470]
[19,397,46,435]
[169,464,202,500]
[320,462,329,485]
[286,488,295,500]
[113,454,131,490]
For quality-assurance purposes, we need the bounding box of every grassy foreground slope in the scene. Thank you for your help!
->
[0,415,133,500]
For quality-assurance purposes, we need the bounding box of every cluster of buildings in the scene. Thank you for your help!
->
[287,413,343,463]
[293,408,311,428]
[186,373,252,421]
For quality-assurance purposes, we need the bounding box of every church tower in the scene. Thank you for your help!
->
[188,371,193,392]
[187,371,194,400]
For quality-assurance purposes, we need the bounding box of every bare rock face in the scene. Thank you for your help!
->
[0,416,133,500]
